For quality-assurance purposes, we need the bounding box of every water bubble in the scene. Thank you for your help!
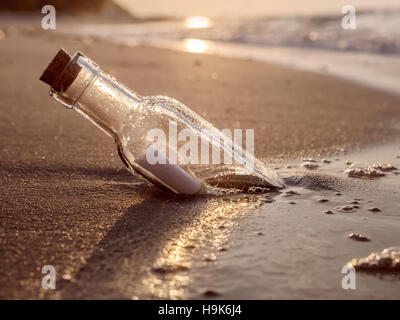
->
[284,190,300,197]
[348,233,371,242]
[62,274,72,281]
[348,246,400,275]
[372,163,397,172]
[336,205,356,212]
[301,162,319,170]
[345,162,385,178]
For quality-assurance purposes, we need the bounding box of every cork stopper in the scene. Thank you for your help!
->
[39,48,82,92]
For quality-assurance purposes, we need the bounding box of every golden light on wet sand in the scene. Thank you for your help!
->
[185,16,212,29]
[184,39,208,53]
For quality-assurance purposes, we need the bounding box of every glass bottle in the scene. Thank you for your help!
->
[40,49,284,195]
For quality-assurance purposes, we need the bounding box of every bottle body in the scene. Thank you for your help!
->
[43,50,284,194]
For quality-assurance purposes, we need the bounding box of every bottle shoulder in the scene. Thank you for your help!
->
[142,95,213,130]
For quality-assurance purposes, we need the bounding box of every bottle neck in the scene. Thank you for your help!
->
[58,55,143,138]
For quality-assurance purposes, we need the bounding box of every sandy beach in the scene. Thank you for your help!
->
[1,22,400,299]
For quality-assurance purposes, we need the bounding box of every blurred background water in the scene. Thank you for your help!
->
[40,0,400,93]
[113,0,400,54]
[62,4,400,55]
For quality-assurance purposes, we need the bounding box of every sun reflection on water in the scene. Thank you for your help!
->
[184,38,208,53]
[137,194,274,299]
[185,16,212,29]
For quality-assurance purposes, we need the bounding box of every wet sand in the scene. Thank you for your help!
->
[1,26,400,299]
[193,143,400,299]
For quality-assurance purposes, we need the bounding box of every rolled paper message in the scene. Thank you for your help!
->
[135,145,202,195]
